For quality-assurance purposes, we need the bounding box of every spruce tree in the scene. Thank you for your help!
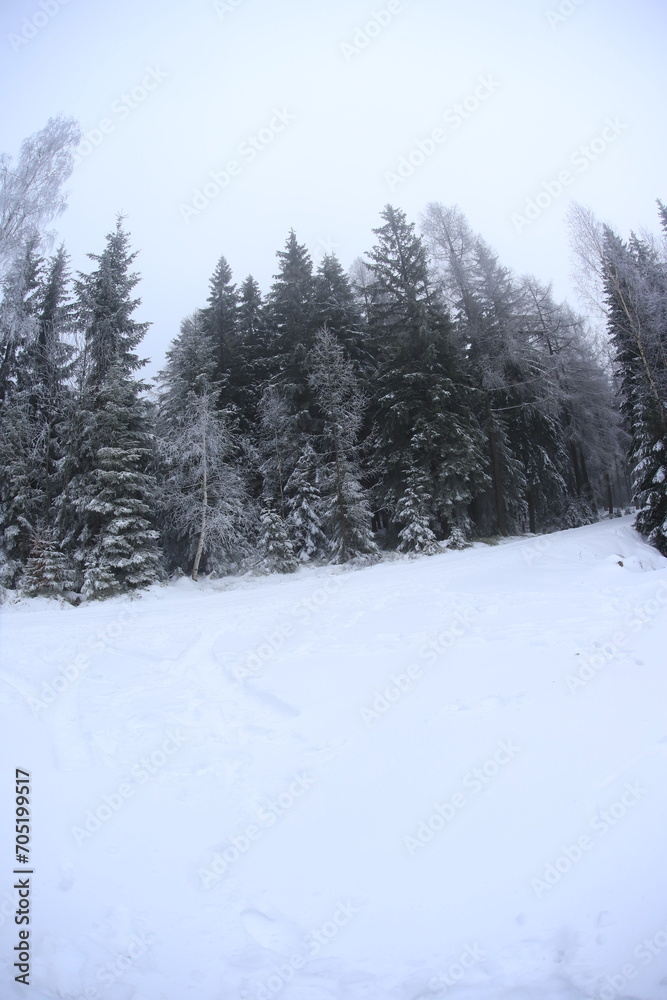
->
[285,443,329,562]
[307,327,377,562]
[266,230,318,418]
[256,508,298,574]
[156,311,250,579]
[394,471,440,555]
[366,205,489,542]
[314,254,369,369]
[66,217,162,598]
[601,221,667,553]
[0,244,74,589]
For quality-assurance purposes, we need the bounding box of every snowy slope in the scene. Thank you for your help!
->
[1,516,667,1000]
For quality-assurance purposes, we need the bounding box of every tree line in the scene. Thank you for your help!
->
[1,118,664,601]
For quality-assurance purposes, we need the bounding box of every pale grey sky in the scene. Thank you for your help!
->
[1,0,665,376]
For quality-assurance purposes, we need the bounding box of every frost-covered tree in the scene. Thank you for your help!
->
[314,254,369,369]
[0,116,80,277]
[285,443,329,562]
[266,230,318,418]
[366,205,488,541]
[0,245,75,590]
[65,217,162,598]
[257,384,302,518]
[21,526,75,598]
[600,221,667,553]
[256,508,298,574]
[157,311,250,579]
[0,234,42,402]
[394,471,440,555]
[307,326,377,561]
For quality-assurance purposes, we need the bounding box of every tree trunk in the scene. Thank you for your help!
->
[605,473,614,515]
[487,399,507,535]
[528,488,536,534]
[192,431,208,582]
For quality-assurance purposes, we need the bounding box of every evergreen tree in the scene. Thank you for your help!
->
[266,230,318,418]
[156,311,250,579]
[314,254,369,369]
[366,205,489,541]
[0,234,42,402]
[285,443,329,562]
[237,274,269,388]
[256,508,298,574]
[0,244,74,588]
[66,217,161,598]
[257,384,302,518]
[21,526,74,597]
[307,327,377,562]
[394,471,440,555]
[601,221,667,553]
[421,202,611,535]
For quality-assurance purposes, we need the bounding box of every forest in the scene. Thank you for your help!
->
[1,117,666,601]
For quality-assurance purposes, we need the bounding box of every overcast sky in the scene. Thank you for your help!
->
[1,0,666,378]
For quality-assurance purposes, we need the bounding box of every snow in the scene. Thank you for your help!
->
[1,516,667,1000]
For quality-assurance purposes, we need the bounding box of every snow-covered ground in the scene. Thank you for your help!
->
[1,516,667,1000]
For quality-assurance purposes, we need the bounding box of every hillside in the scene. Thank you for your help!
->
[1,516,666,1000]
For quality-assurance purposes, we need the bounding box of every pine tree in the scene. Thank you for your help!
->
[156,311,250,579]
[257,384,302,518]
[421,202,606,535]
[21,527,74,597]
[66,217,162,598]
[75,364,162,600]
[601,220,667,553]
[266,230,318,417]
[237,274,270,390]
[0,243,74,589]
[202,254,256,427]
[314,254,369,369]
[394,471,440,555]
[0,235,42,402]
[285,443,329,562]
[366,205,489,542]
[307,327,377,562]
[256,508,298,574]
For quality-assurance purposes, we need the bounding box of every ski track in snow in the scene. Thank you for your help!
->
[1,517,667,999]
